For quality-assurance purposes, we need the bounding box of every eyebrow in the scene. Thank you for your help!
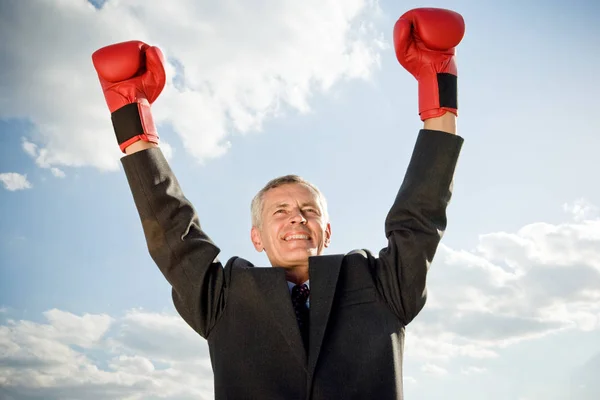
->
[270,201,319,210]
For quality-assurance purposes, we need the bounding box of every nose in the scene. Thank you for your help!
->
[290,210,307,224]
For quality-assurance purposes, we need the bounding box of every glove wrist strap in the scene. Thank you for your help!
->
[111,100,159,152]
[418,68,458,121]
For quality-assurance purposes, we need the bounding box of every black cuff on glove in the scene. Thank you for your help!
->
[437,73,458,109]
[111,103,143,146]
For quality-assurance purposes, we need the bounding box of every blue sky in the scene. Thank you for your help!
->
[1,0,599,399]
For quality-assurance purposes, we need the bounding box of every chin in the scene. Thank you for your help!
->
[282,249,314,262]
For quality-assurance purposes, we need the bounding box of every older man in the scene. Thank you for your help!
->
[92,7,465,399]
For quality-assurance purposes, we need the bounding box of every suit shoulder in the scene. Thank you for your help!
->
[345,249,377,259]
[224,256,256,270]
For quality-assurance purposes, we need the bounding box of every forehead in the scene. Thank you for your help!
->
[262,183,320,207]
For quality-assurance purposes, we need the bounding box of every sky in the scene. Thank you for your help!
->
[1,0,599,399]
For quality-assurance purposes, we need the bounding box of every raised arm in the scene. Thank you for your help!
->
[371,8,465,325]
[92,41,226,338]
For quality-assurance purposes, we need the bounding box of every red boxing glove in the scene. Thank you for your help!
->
[393,8,465,120]
[92,41,166,152]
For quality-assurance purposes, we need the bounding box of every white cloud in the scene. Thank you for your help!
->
[0,172,32,191]
[160,140,175,161]
[0,0,384,172]
[461,366,486,375]
[421,363,448,376]
[50,168,66,178]
[563,198,598,222]
[22,139,37,158]
[108,309,210,363]
[406,201,600,364]
[21,138,67,177]
[0,308,213,400]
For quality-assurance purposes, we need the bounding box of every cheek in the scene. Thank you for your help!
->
[310,221,326,236]
[267,225,282,243]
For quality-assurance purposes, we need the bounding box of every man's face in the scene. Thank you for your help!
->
[251,183,331,268]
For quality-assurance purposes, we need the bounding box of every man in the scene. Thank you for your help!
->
[92,7,465,399]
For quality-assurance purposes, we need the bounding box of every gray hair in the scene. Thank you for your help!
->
[251,175,329,228]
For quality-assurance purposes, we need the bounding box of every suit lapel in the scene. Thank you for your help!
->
[252,267,308,368]
[307,254,344,379]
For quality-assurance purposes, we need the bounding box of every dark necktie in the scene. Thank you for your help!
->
[291,284,310,350]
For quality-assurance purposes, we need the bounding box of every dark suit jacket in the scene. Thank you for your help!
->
[121,129,463,399]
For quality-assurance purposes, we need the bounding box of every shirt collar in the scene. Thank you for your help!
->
[287,280,310,292]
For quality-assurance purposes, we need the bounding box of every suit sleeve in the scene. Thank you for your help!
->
[372,129,463,325]
[121,147,225,338]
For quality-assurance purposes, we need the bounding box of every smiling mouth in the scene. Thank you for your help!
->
[283,234,310,241]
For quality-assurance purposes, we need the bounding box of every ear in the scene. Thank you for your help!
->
[251,226,264,252]
[323,222,332,248]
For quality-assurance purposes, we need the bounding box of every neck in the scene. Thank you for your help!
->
[283,265,309,285]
